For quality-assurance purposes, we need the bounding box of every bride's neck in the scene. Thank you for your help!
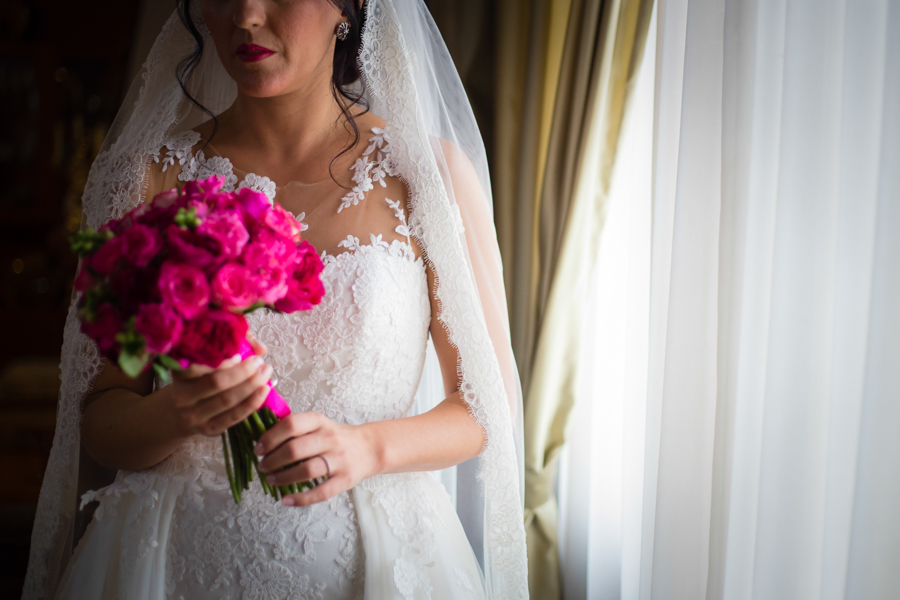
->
[219,76,349,164]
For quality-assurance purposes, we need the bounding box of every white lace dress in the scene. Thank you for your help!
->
[53,128,486,600]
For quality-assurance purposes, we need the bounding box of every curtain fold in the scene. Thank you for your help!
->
[518,1,654,598]
[495,0,573,388]
[558,0,900,597]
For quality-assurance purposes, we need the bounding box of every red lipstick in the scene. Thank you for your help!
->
[236,43,275,62]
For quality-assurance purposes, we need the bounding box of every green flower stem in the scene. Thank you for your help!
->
[220,409,313,504]
[250,411,267,437]
[221,433,240,504]
[227,429,244,501]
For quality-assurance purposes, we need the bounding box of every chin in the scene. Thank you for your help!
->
[233,72,292,99]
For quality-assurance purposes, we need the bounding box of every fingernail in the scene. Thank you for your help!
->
[266,475,276,484]
[282,497,295,506]
[250,356,263,368]
[254,443,264,456]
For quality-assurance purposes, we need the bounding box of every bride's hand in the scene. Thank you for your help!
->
[254,413,381,506]
[166,337,272,438]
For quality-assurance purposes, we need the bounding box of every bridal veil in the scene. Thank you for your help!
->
[23,1,528,598]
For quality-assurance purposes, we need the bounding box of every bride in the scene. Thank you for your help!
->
[22,1,527,599]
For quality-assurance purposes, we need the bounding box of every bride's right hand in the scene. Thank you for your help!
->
[166,353,273,438]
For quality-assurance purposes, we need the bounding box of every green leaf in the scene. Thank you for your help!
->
[114,317,146,355]
[152,362,172,385]
[157,354,183,371]
[118,349,149,378]
[174,206,201,230]
[241,301,268,314]
[69,229,113,257]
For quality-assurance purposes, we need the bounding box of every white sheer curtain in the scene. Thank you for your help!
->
[559,0,900,598]
[558,3,655,597]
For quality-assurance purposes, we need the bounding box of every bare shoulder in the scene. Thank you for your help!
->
[353,109,388,135]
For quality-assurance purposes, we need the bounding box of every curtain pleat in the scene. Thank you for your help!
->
[637,0,900,598]
[521,1,654,598]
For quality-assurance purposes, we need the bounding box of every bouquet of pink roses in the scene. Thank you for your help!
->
[71,175,324,503]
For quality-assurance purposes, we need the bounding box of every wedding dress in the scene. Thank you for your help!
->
[52,126,486,600]
[24,2,528,599]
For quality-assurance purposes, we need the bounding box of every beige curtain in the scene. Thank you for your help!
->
[492,0,653,597]
[434,0,651,595]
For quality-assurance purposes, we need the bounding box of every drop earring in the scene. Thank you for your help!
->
[336,22,350,41]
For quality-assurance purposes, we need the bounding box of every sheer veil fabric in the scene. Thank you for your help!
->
[23,1,527,598]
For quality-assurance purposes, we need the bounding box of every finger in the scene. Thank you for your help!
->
[264,453,331,486]
[177,355,265,405]
[282,474,347,507]
[173,358,228,382]
[185,364,272,425]
[198,383,270,437]
[255,412,325,457]
[246,333,267,357]
[258,429,332,473]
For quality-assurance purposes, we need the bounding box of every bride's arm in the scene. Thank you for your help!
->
[82,349,273,471]
[255,260,486,506]
[80,157,278,471]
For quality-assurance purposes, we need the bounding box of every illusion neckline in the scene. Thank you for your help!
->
[200,141,338,189]
[194,124,387,189]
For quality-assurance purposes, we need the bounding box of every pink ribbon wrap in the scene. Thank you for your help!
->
[238,339,291,418]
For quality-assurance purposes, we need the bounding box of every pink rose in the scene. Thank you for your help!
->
[73,263,95,292]
[102,218,125,235]
[294,241,324,279]
[136,201,178,229]
[112,264,162,316]
[88,237,123,275]
[120,224,163,267]
[211,262,259,309]
[198,211,250,258]
[241,230,297,270]
[158,261,210,319]
[185,197,211,219]
[173,309,249,368]
[274,244,325,312]
[274,275,325,313]
[252,265,290,305]
[135,303,183,354]
[151,189,179,209]
[81,303,122,358]
[166,224,219,268]
[235,187,271,220]
[183,175,225,197]
[262,204,303,243]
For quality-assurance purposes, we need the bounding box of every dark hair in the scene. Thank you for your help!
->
[175,0,369,183]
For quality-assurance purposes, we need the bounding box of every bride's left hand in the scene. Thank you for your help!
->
[254,412,381,506]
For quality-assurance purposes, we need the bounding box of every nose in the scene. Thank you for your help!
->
[233,0,266,30]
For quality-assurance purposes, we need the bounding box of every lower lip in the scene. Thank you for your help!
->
[237,51,275,63]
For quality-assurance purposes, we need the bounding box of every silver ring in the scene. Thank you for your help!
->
[318,455,331,479]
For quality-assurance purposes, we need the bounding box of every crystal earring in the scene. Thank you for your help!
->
[336,22,350,41]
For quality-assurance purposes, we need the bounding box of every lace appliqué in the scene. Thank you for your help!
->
[237,172,278,202]
[334,235,416,263]
[338,127,396,213]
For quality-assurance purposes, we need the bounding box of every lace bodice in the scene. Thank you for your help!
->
[158,126,431,428]
[76,127,444,600]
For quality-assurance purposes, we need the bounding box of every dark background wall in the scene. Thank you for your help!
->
[0,1,497,596]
